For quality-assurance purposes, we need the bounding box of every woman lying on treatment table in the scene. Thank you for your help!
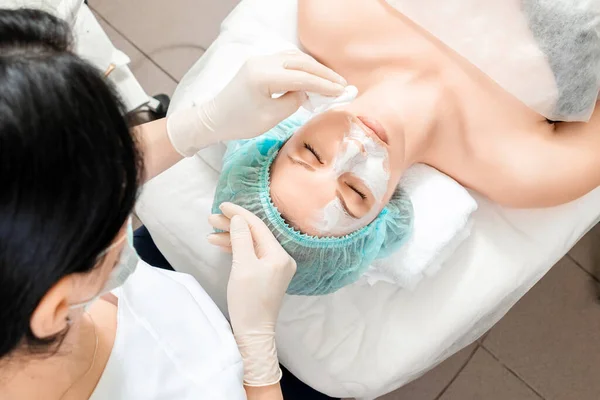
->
[209,0,600,296]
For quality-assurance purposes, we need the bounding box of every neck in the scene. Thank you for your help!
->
[0,311,106,400]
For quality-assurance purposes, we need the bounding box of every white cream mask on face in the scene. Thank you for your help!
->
[313,122,390,236]
[337,124,390,200]
[316,197,380,236]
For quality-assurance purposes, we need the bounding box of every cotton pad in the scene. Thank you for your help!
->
[302,85,358,114]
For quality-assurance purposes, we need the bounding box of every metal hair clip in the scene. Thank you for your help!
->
[104,63,116,78]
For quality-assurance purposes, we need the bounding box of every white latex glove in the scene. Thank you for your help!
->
[167,51,347,156]
[207,202,297,387]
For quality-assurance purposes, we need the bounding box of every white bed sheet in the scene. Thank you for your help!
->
[136,1,600,398]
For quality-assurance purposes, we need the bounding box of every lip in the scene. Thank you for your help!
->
[356,116,389,145]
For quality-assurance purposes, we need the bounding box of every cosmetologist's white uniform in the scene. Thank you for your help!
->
[89,261,245,399]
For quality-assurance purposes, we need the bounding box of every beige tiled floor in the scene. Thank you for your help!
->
[381,223,600,400]
[93,0,238,81]
[95,13,178,98]
[90,1,600,398]
[439,348,543,400]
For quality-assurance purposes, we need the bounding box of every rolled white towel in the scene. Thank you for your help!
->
[363,164,478,289]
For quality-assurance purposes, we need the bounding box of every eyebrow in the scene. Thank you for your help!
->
[287,155,315,171]
[336,190,358,218]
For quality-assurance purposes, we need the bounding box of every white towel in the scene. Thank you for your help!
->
[363,164,478,289]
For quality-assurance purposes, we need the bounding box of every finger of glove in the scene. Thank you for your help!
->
[280,53,346,86]
[266,69,345,98]
[229,215,258,263]
[208,214,231,231]
[218,245,232,254]
[219,203,279,248]
[207,232,231,247]
[273,91,308,115]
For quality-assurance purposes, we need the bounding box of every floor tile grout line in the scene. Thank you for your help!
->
[480,345,546,400]
[433,344,481,400]
[90,7,181,84]
[566,253,600,284]
[478,330,491,344]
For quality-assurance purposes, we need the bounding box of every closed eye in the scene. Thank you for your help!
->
[347,183,367,200]
[304,142,323,164]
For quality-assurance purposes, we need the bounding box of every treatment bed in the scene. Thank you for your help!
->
[136,1,600,398]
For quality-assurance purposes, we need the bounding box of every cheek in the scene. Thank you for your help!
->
[99,243,124,278]
[83,248,120,295]
[313,198,380,237]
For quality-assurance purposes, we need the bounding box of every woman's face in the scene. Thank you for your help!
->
[70,223,129,306]
[270,109,406,237]
[28,221,128,342]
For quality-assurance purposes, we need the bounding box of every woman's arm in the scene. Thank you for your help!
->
[134,52,346,182]
[134,116,228,182]
[245,384,284,400]
[134,118,182,182]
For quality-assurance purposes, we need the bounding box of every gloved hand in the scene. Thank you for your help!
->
[207,202,297,387]
[167,51,347,156]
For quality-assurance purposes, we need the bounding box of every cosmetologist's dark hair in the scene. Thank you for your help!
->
[0,8,143,358]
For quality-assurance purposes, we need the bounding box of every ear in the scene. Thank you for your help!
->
[30,276,73,339]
